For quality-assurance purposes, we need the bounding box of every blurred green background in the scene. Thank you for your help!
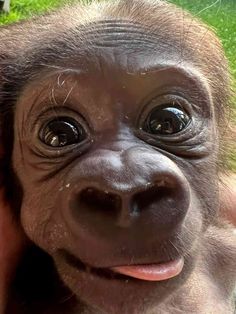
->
[0,0,235,169]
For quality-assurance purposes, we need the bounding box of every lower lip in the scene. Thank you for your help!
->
[110,258,184,281]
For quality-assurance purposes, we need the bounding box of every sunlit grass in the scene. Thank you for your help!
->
[0,0,63,24]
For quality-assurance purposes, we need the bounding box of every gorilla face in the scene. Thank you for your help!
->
[0,1,235,313]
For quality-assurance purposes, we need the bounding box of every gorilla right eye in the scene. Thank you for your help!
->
[39,117,86,147]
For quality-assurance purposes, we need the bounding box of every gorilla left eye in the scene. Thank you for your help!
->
[39,117,86,147]
[144,106,191,135]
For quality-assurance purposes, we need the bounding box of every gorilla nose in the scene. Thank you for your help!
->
[68,172,189,234]
[63,147,190,236]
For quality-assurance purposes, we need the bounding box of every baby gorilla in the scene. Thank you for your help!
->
[0,0,236,313]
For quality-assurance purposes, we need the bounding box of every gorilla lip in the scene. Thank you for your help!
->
[61,249,184,281]
[110,258,184,281]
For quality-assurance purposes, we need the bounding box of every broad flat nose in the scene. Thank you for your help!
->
[64,146,190,234]
[74,175,186,229]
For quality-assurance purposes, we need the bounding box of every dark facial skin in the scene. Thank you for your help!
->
[0,1,236,313]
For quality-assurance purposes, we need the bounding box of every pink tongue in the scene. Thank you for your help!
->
[110,258,184,281]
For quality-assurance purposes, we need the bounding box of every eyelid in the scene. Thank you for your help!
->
[33,110,92,155]
[30,106,88,134]
[138,94,193,130]
[40,117,86,147]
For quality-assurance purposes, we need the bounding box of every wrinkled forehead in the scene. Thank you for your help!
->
[78,19,170,49]
[80,19,183,68]
[26,19,191,75]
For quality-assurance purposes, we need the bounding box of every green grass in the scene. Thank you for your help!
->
[0,0,63,24]
[0,0,235,169]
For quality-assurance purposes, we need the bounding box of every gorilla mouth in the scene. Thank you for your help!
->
[58,249,184,282]
[59,249,132,280]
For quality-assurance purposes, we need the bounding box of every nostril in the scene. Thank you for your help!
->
[132,185,172,214]
[78,187,122,214]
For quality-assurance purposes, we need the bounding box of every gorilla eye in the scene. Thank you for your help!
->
[40,117,86,147]
[144,105,191,135]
